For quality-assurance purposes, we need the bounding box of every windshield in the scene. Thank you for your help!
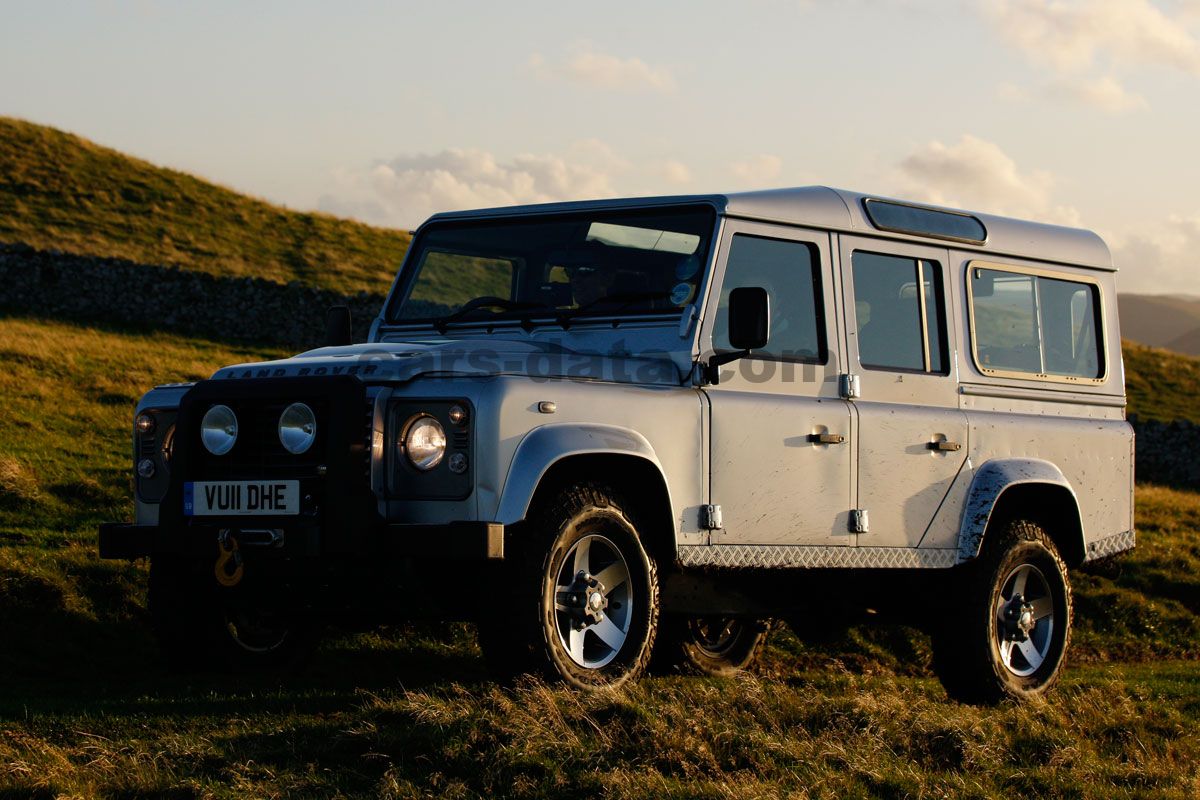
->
[388,205,716,326]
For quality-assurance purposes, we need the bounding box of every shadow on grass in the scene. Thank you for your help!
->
[0,554,488,722]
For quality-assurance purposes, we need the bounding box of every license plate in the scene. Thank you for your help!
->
[184,480,300,516]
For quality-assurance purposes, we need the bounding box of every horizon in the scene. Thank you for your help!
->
[2,0,1199,294]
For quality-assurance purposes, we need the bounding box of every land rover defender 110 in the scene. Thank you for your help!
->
[99,187,1134,703]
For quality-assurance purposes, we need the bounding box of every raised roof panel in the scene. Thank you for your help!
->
[724,187,1113,270]
[424,186,1113,270]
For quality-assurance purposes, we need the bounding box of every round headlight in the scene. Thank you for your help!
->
[161,424,176,465]
[403,415,446,471]
[278,402,317,455]
[135,413,156,435]
[201,404,238,456]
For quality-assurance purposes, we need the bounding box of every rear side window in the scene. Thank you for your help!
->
[851,251,948,374]
[713,234,825,362]
[969,265,1104,380]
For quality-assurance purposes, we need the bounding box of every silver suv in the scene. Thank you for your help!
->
[100,187,1134,703]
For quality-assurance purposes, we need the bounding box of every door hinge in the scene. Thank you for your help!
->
[850,509,869,534]
[702,504,723,530]
[840,373,861,400]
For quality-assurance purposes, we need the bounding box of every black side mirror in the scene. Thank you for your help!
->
[703,287,770,385]
[325,305,352,347]
[728,286,770,351]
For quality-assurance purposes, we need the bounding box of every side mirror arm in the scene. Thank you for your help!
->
[701,349,750,385]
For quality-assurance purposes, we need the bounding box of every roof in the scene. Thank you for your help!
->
[425,185,1114,271]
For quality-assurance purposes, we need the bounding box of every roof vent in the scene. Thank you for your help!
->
[863,199,987,244]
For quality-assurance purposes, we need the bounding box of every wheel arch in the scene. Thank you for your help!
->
[957,458,1086,567]
[495,424,677,564]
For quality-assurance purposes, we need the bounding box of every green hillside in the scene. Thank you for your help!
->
[0,117,409,295]
[1123,340,1200,424]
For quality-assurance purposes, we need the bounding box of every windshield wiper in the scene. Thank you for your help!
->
[433,296,555,334]
[556,291,672,329]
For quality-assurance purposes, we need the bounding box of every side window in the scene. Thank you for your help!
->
[851,251,948,374]
[713,234,825,362]
[971,266,1103,379]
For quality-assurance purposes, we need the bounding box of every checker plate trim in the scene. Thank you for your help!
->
[1083,530,1136,562]
[677,544,958,569]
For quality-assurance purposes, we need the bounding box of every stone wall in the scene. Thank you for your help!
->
[1130,417,1200,490]
[0,244,386,350]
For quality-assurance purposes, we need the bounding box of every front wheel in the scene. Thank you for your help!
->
[932,519,1072,704]
[478,484,659,689]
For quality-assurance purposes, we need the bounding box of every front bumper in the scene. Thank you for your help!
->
[98,520,505,561]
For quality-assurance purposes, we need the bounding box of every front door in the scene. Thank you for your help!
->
[703,221,853,547]
[838,236,969,548]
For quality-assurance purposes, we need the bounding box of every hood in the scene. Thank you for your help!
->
[210,337,687,386]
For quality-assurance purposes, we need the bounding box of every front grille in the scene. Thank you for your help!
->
[163,376,375,547]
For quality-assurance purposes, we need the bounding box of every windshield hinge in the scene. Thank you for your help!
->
[678,303,698,337]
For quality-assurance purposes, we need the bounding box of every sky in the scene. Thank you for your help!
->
[2,0,1199,294]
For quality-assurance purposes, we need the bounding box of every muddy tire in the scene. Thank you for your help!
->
[477,483,659,689]
[655,616,770,676]
[932,519,1072,704]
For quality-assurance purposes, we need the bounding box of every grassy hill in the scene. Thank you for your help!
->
[1123,339,1200,423]
[0,117,409,295]
[0,315,1197,796]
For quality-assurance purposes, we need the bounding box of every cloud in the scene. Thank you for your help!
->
[527,44,676,93]
[892,134,1080,224]
[1003,74,1148,112]
[729,154,784,187]
[985,0,1200,113]
[1108,214,1200,294]
[318,145,620,228]
[985,0,1200,74]
[1043,75,1148,112]
[653,160,692,186]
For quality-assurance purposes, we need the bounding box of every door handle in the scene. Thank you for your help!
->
[927,440,962,452]
[808,432,846,445]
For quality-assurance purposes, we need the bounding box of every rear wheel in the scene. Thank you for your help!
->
[932,519,1072,704]
[477,484,659,689]
[655,616,769,676]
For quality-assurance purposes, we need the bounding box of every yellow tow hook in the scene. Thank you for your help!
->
[215,530,244,587]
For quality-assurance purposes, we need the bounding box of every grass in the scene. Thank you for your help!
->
[0,315,285,547]
[0,117,410,296]
[0,314,1197,796]
[1123,339,1200,424]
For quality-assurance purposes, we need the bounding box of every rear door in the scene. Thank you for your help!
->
[838,236,969,548]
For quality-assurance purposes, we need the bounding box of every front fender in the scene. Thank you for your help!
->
[494,423,666,525]
[957,458,1082,563]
